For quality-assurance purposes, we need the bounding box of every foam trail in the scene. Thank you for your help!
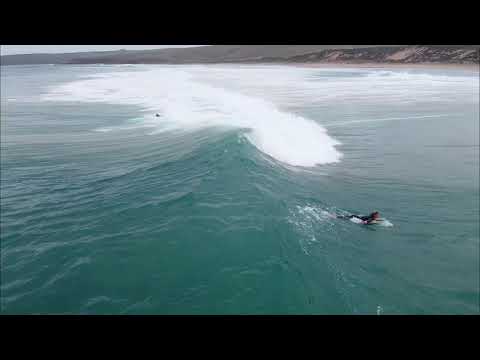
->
[324,114,449,128]
[94,123,157,133]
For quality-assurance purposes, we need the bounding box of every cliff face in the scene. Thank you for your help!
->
[284,46,479,64]
[1,45,478,66]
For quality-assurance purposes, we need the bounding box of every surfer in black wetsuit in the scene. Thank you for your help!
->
[339,211,381,225]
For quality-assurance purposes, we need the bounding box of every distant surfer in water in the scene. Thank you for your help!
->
[338,211,381,225]
[155,113,160,117]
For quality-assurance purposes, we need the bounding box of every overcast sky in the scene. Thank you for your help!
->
[1,45,206,56]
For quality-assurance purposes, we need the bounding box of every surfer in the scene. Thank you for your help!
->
[338,211,381,225]
[155,113,160,117]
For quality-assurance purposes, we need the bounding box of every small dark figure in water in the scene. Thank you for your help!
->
[155,113,160,117]
[339,211,381,225]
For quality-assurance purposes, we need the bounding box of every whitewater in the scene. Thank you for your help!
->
[43,65,478,168]
[43,66,344,167]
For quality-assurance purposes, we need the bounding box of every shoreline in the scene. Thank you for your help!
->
[2,61,479,72]
[286,62,479,72]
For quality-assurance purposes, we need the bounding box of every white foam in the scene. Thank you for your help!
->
[43,65,478,166]
[378,219,394,227]
[94,122,157,133]
[94,127,112,133]
[43,67,342,167]
[187,66,478,106]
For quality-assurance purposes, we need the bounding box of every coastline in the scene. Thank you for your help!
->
[2,60,479,72]
[286,62,480,72]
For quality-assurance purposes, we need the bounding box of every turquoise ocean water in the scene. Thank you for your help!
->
[1,64,478,314]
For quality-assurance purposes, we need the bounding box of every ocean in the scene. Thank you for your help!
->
[1,64,478,314]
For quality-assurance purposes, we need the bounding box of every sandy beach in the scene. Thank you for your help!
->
[289,62,479,72]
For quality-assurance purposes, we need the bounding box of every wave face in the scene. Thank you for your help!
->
[43,66,344,167]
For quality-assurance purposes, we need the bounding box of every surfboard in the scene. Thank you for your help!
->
[324,211,393,227]
[349,217,386,225]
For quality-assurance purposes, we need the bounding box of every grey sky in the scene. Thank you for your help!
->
[1,45,206,56]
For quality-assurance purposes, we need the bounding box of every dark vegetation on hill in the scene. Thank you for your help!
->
[2,45,478,65]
